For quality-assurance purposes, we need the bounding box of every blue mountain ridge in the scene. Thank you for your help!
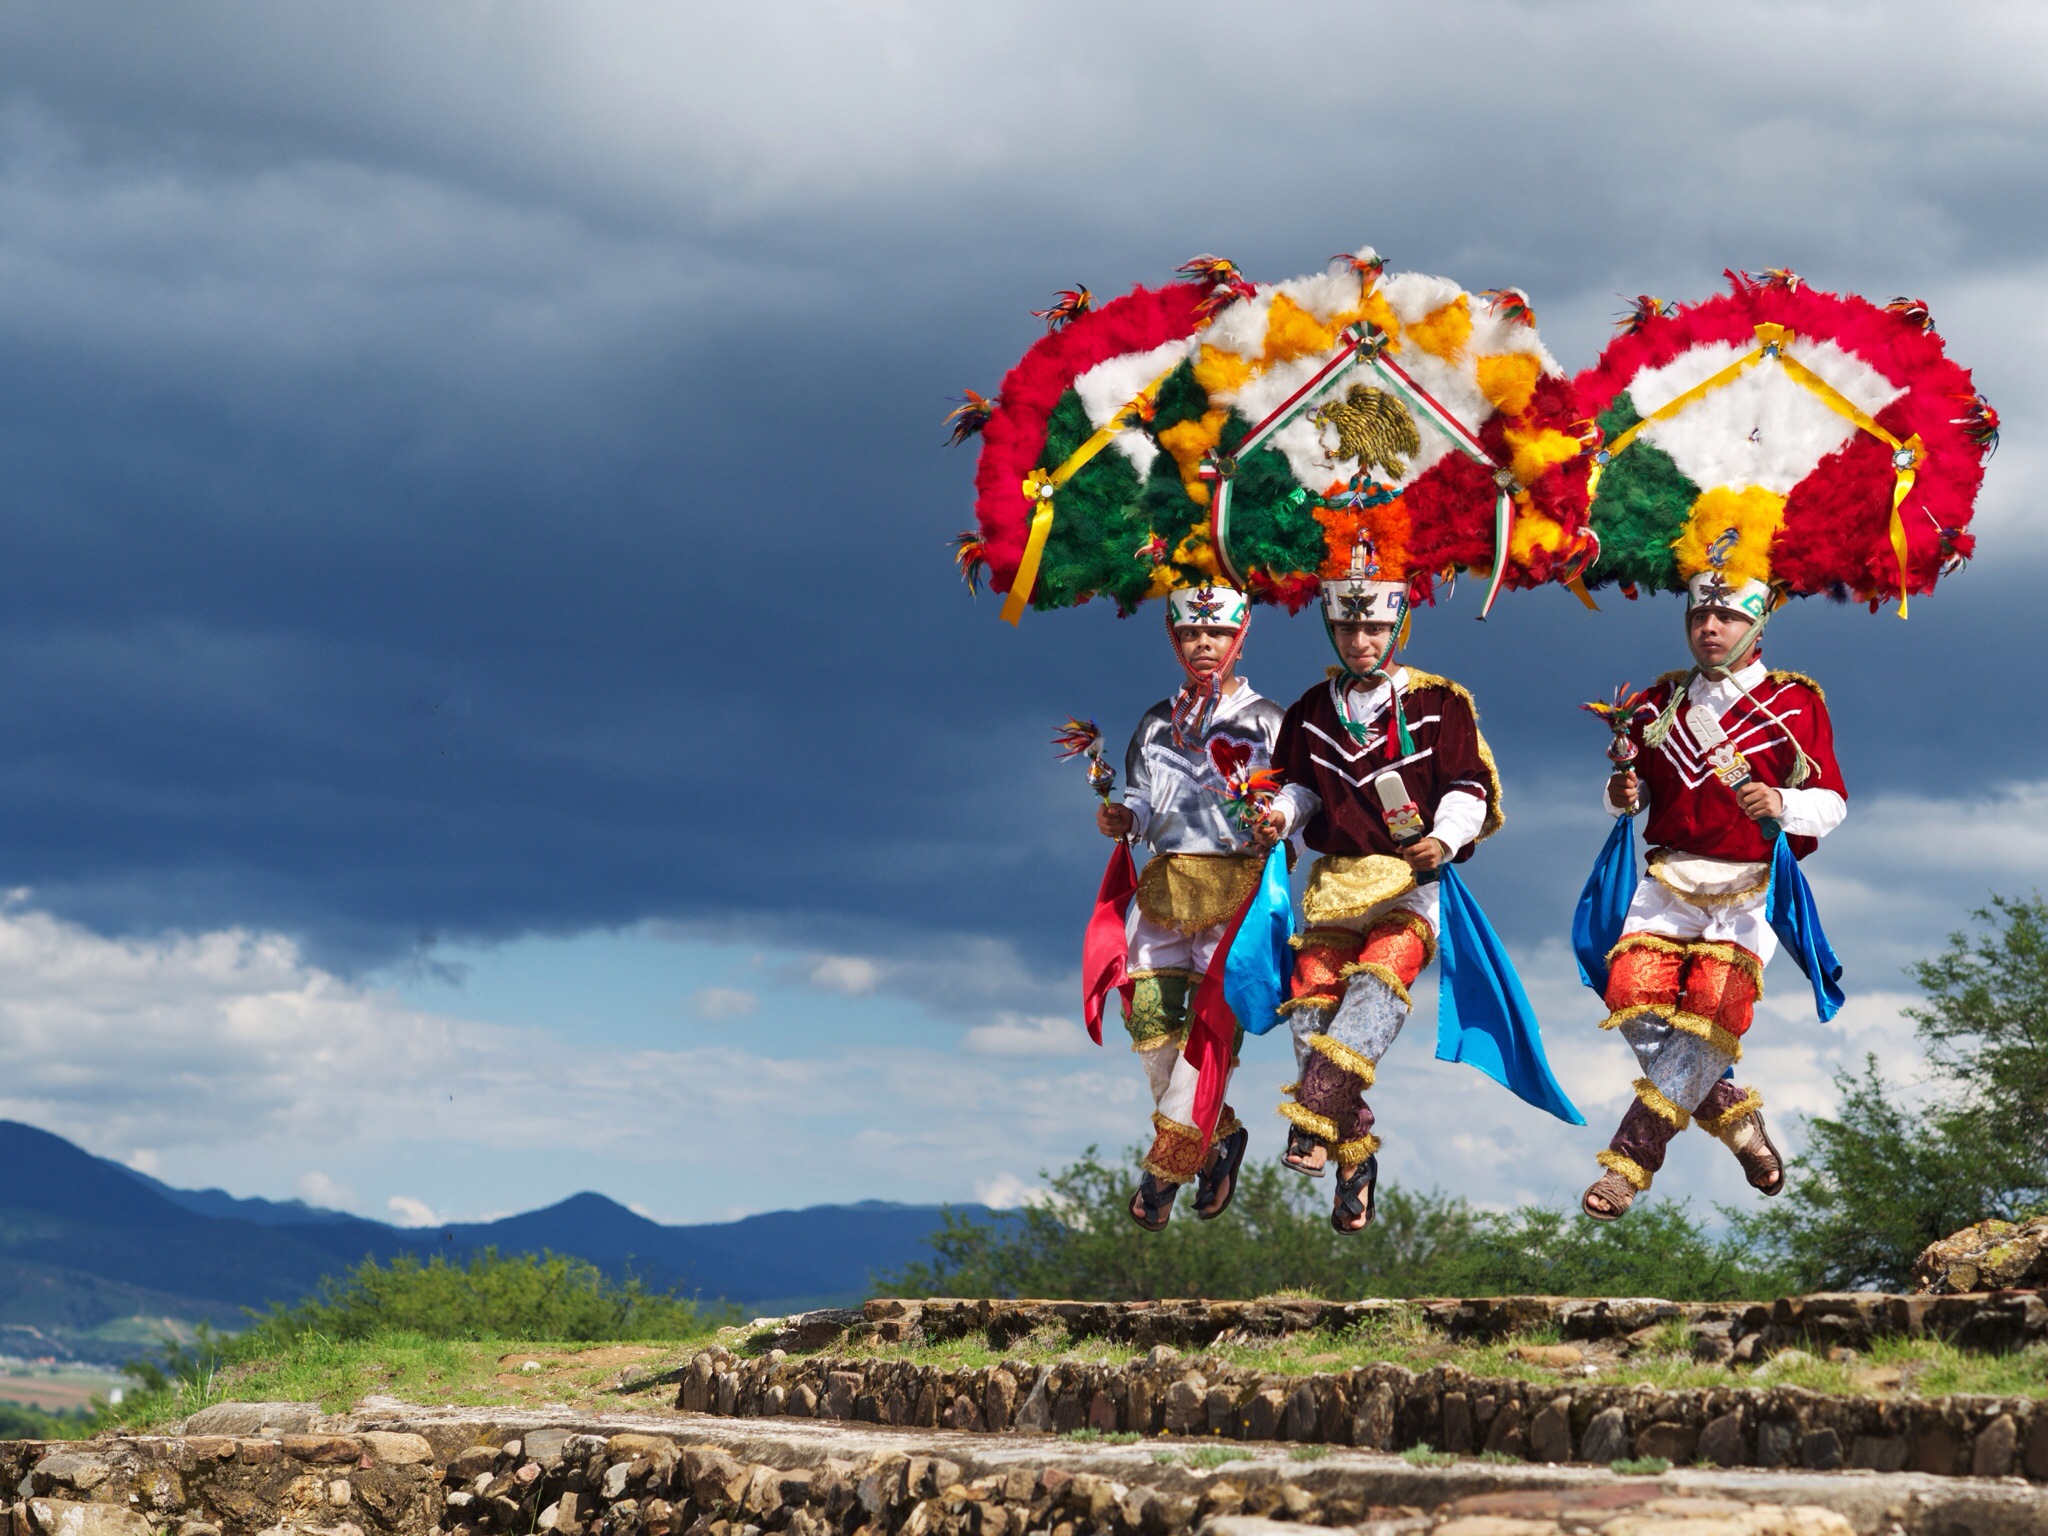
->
[0,1120,994,1357]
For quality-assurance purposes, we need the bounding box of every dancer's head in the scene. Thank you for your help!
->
[1683,571,1772,675]
[1320,536,1409,680]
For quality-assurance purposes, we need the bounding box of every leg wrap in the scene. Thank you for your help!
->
[1694,1079,1766,1145]
[1124,971,1194,1051]
[1600,1097,1683,1190]
[1141,1113,1207,1184]
[1678,943,1764,1041]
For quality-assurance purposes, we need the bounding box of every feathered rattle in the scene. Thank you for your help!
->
[1580,682,1650,774]
[1053,717,1117,805]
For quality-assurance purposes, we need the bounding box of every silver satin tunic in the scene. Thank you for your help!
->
[1123,682,1285,858]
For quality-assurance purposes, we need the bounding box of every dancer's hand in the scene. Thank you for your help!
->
[1735,782,1783,822]
[1401,837,1448,872]
[1248,805,1287,850]
[1607,769,1640,812]
[1097,803,1135,839]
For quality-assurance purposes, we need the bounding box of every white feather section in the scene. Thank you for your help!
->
[1380,272,1465,326]
[1464,305,1559,371]
[1074,335,1193,477]
[1632,338,1906,495]
[1201,292,1271,359]
[1271,270,1367,323]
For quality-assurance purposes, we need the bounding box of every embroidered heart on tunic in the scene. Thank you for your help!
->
[1207,738,1253,779]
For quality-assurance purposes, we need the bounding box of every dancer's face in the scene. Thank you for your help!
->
[1686,608,1754,670]
[1174,626,1236,677]
[1332,620,1395,674]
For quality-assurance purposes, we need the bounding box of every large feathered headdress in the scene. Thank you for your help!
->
[1575,270,1995,615]
[951,250,1601,623]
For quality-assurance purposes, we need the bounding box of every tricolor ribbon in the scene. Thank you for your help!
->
[1592,322,1923,616]
[1209,322,1523,617]
[1001,367,1179,624]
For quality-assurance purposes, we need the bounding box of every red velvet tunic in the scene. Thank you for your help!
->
[1627,669,1846,862]
[1272,669,1499,862]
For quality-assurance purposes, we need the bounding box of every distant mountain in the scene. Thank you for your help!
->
[0,1120,992,1362]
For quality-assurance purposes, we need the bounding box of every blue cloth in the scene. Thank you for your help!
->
[1435,864,1585,1125]
[1765,834,1845,1022]
[1224,842,1295,1037]
[1572,815,1638,995]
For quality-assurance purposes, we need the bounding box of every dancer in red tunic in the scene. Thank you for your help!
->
[1582,573,1846,1219]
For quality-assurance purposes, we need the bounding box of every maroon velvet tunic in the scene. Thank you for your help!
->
[1272,669,1498,862]
[1627,669,1846,863]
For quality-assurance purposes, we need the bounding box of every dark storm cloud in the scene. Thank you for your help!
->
[0,0,2036,978]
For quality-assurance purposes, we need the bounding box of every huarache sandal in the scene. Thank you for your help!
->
[1331,1153,1378,1234]
[1128,1172,1179,1232]
[1283,1125,1329,1178]
[1580,1169,1637,1222]
[1194,1126,1250,1221]
[1728,1109,1786,1196]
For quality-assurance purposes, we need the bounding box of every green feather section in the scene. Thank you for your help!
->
[1031,387,1152,613]
[1212,413,1327,580]
[1149,358,1208,435]
[1588,390,1696,593]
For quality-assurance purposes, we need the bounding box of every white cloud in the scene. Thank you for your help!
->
[690,986,758,1019]
[296,1171,355,1210]
[974,1173,1045,1209]
[804,955,880,995]
[962,1014,1094,1057]
[386,1195,438,1227]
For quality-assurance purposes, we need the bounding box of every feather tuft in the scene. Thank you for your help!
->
[1954,392,2000,458]
[1615,295,1676,335]
[942,389,996,445]
[1886,296,1934,333]
[952,531,989,594]
[1031,286,1094,331]
[1480,287,1535,325]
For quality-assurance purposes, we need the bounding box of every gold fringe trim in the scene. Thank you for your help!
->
[1682,938,1766,989]
[1126,966,1201,982]
[1336,959,1413,1009]
[1695,1088,1764,1139]
[1608,932,1690,963]
[1291,925,1368,954]
[1129,1029,1186,1054]
[1596,1149,1653,1192]
[1277,994,1339,1017]
[1632,1077,1690,1130]
[1663,1007,1745,1062]
[1214,1107,1244,1140]
[1136,852,1265,935]
[1598,1002,1676,1032]
[1306,1031,1378,1087]
[1372,908,1439,967]
[1277,1101,1339,1144]
[1335,1133,1380,1168]
[1645,849,1770,909]
[1768,668,1827,703]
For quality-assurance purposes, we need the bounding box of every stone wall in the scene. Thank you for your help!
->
[838,1293,2048,1356]
[681,1346,2048,1481]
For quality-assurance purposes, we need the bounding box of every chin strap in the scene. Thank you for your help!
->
[1322,609,1415,760]
[1169,613,1250,749]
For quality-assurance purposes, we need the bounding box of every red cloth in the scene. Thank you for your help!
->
[1628,671,1846,862]
[1081,841,1137,1045]
[1272,671,1495,860]
[1185,891,1255,1147]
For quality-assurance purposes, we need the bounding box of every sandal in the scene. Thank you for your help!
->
[1331,1153,1377,1234]
[1729,1109,1786,1197]
[1581,1170,1636,1222]
[1128,1172,1179,1232]
[1194,1127,1249,1221]
[1282,1125,1328,1178]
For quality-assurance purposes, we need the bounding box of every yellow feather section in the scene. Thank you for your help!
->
[1504,425,1582,489]
[1674,486,1787,583]
[1405,296,1472,362]
[1170,527,1220,581]
[1352,288,1403,351]
[1263,292,1342,365]
[1509,505,1567,565]
[1157,409,1226,503]
[1474,352,1541,415]
[1193,343,1255,399]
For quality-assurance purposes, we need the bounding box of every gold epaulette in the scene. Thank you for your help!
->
[1766,669,1827,702]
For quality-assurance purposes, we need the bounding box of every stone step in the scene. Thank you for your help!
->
[673,1348,2048,1482]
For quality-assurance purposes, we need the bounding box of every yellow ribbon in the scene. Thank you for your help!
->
[1591,323,1923,616]
[1001,367,1177,625]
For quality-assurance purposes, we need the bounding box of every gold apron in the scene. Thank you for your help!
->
[1299,853,1417,927]
[1135,853,1265,935]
